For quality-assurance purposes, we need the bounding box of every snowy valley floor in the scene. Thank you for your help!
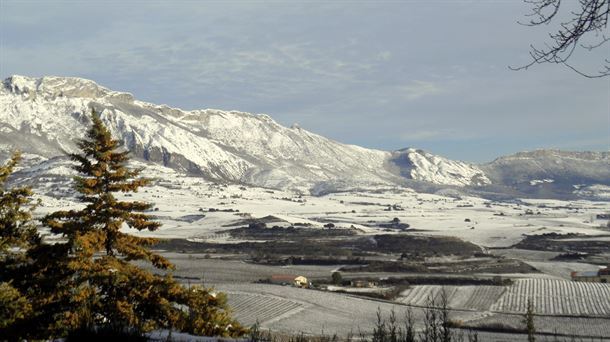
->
[28,164,610,340]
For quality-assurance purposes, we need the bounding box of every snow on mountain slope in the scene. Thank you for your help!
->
[480,150,610,199]
[1,75,413,192]
[3,75,605,199]
[482,150,610,183]
[389,148,490,186]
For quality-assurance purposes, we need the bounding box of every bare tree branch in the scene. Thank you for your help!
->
[512,0,610,77]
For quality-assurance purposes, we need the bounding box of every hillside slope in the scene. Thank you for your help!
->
[481,150,610,199]
[1,75,607,199]
[0,75,492,193]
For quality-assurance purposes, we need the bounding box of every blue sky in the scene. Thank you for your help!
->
[1,0,608,163]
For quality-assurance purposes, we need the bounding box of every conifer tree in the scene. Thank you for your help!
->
[0,151,39,255]
[42,110,244,337]
[0,151,39,336]
[44,112,166,266]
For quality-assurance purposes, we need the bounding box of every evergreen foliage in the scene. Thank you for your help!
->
[36,110,245,338]
[0,282,32,331]
[0,151,39,336]
[0,150,39,255]
[43,111,166,266]
[331,271,342,285]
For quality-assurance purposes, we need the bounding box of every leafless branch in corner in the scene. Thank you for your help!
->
[511,0,610,78]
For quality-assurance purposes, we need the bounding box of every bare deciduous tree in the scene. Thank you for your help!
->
[512,0,610,78]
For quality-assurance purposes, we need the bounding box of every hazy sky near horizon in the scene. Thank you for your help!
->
[1,0,608,163]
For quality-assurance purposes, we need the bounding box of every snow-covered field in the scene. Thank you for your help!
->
[396,279,610,317]
[11,157,610,339]
[27,159,610,249]
[216,282,435,336]
[465,313,610,339]
[212,280,610,339]
[491,278,610,316]
[397,285,506,311]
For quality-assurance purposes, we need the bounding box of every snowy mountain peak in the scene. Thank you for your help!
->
[390,148,490,186]
[3,75,134,102]
[2,75,606,199]
[1,75,401,193]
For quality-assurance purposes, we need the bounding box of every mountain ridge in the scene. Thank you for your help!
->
[2,75,608,200]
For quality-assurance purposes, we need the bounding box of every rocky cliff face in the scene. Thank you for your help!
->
[1,76,400,193]
[2,75,608,199]
[389,148,490,187]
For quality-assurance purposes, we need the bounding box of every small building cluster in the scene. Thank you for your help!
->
[269,274,308,287]
[571,266,610,283]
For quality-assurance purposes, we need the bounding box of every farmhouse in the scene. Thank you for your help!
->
[571,266,610,283]
[269,274,308,287]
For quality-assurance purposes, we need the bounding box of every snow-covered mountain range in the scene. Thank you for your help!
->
[1,75,608,200]
[482,150,610,200]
